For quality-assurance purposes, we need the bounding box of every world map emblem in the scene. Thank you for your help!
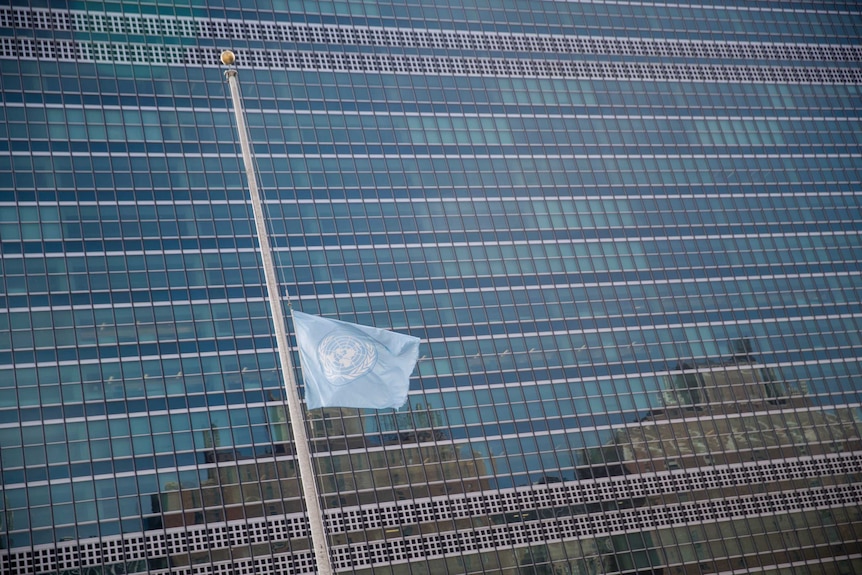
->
[317,332,378,386]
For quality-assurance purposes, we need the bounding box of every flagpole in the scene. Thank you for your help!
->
[220,50,334,575]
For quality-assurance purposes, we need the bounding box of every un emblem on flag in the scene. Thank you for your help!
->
[318,333,378,386]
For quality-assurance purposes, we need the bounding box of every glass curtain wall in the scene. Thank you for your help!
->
[1,1,861,574]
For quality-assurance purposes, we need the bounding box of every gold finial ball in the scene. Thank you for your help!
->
[221,50,236,66]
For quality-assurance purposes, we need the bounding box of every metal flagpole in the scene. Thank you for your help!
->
[220,50,334,575]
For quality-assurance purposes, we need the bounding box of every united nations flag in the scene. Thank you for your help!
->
[292,311,421,410]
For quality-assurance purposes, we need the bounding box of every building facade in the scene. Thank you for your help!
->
[1,1,862,574]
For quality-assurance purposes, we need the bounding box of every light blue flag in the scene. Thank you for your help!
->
[292,311,421,410]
